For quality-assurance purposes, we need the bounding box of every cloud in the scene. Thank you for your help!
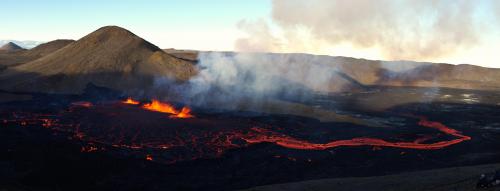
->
[236,0,499,62]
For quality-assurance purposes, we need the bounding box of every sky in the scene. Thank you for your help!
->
[1,0,499,68]
[1,0,270,51]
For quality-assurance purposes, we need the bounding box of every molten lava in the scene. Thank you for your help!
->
[146,154,153,161]
[0,100,471,164]
[170,107,194,118]
[142,99,194,118]
[142,99,178,115]
[122,97,140,105]
[241,117,471,150]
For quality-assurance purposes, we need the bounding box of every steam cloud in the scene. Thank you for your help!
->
[180,52,345,109]
[236,0,500,61]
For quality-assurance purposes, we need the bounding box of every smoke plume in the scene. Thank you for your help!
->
[179,52,347,109]
[166,1,500,110]
[237,0,499,62]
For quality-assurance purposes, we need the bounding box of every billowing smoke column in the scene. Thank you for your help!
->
[177,52,440,110]
[183,52,343,109]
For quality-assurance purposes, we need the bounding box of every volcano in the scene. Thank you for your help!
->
[0,26,196,93]
[0,42,24,52]
[1,25,500,191]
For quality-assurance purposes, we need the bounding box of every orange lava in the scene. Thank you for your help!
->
[143,99,178,115]
[1,106,472,164]
[122,97,140,105]
[241,117,471,150]
[170,107,194,118]
[146,154,153,161]
[143,99,194,118]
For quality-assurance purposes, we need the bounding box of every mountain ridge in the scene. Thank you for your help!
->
[0,26,196,94]
[0,25,499,95]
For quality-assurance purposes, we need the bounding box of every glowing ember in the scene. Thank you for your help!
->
[170,107,194,118]
[122,97,140,105]
[146,154,153,161]
[81,145,98,153]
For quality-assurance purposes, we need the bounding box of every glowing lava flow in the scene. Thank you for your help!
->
[241,117,471,150]
[1,100,472,164]
[142,99,179,114]
[134,99,194,118]
[170,107,194,119]
[122,97,140,105]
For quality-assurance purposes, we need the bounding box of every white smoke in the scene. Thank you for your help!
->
[169,1,500,109]
[182,52,350,108]
[236,0,500,62]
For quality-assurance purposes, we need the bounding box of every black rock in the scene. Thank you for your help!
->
[81,83,122,101]
[477,169,500,189]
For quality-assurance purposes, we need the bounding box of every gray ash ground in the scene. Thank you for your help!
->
[1,87,500,191]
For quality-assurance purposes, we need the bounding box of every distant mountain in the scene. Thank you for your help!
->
[0,42,24,52]
[0,25,499,95]
[23,39,75,57]
[0,40,75,68]
[0,40,43,49]
[164,51,500,92]
[0,26,196,93]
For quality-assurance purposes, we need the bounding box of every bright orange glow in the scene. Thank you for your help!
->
[143,100,194,118]
[142,99,178,114]
[170,107,194,118]
[122,97,140,105]
[146,154,153,161]
[130,99,194,118]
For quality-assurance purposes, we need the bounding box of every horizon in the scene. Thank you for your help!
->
[2,0,500,68]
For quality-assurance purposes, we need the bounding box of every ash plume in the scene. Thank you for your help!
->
[237,0,499,62]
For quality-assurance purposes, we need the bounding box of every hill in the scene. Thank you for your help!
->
[23,39,75,57]
[0,26,196,93]
[164,51,500,92]
[0,40,75,69]
[0,40,42,49]
[0,42,24,52]
[0,26,499,95]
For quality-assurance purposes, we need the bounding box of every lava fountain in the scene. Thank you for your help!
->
[137,99,194,118]
[122,97,140,105]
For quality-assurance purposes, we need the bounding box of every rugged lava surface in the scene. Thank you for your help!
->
[1,98,471,164]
